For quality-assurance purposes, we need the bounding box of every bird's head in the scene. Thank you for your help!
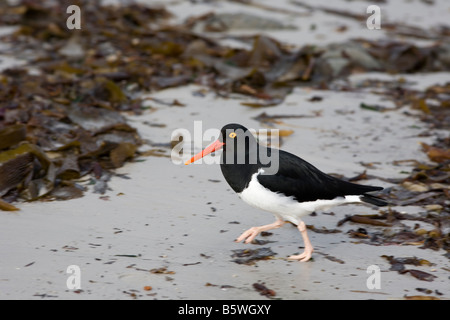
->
[185,123,254,165]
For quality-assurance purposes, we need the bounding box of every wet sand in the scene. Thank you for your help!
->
[0,0,449,299]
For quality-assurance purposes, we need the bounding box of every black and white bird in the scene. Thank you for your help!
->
[185,123,388,262]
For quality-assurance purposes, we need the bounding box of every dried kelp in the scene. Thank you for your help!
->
[0,2,154,207]
[1,1,449,106]
[382,255,437,282]
[335,101,449,256]
[338,214,392,227]
[231,247,276,265]
[340,207,449,257]
[382,255,434,270]
[252,282,276,298]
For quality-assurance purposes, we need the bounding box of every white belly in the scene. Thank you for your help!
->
[238,169,362,225]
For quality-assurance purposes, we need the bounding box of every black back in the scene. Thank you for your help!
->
[257,149,382,202]
[218,123,384,202]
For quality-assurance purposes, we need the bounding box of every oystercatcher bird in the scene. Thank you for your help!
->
[185,123,387,262]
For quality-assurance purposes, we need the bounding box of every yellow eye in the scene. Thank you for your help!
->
[229,132,237,138]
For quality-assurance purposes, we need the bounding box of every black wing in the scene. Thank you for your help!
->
[257,149,383,202]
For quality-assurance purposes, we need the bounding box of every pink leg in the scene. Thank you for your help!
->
[287,221,314,262]
[235,219,285,244]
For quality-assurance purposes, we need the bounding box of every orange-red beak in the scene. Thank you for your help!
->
[184,139,225,165]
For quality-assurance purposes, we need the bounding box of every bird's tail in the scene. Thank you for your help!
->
[360,194,388,207]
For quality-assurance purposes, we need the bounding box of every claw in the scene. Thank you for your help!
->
[234,219,315,263]
[235,227,260,243]
[288,221,314,262]
[235,220,284,244]
[287,248,314,262]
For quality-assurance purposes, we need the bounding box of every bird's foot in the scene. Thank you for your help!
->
[235,226,262,244]
[288,220,314,262]
[287,247,314,262]
[235,220,285,244]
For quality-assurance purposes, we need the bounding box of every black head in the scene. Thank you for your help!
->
[185,123,267,193]
[219,123,260,150]
[218,123,260,166]
[218,123,261,192]
[184,123,258,166]
[218,123,250,143]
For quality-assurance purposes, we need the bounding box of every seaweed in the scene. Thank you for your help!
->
[230,247,276,265]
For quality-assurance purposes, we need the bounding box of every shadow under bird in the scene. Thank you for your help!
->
[185,123,388,262]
